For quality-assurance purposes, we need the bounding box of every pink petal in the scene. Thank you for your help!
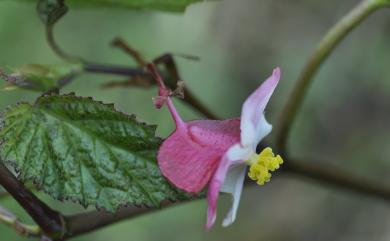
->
[206,155,233,229]
[206,144,248,229]
[188,119,240,151]
[158,119,240,193]
[206,157,226,229]
[240,67,280,148]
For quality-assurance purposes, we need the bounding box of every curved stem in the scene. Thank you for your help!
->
[276,0,384,152]
[46,25,82,63]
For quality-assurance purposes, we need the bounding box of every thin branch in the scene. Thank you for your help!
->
[64,206,155,238]
[83,63,149,77]
[61,156,390,239]
[111,38,147,66]
[276,0,384,152]
[284,158,390,200]
[64,199,198,239]
[84,62,218,119]
[43,5,219,121]
[0,163,65,239]
[152,53,219,119]
[0,205,41,237]
[46,22,219,119]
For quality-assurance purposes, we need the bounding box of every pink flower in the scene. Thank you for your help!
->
[148,65,282,229]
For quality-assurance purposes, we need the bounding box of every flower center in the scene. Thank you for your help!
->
[245,147,283,186]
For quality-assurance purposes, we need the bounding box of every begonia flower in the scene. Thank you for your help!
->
[148,64,283,230]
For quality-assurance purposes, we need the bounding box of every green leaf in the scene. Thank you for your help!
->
[37,0,68,25]
[0,63,82,92]
[0,94,186,211]
[14,0,201,12]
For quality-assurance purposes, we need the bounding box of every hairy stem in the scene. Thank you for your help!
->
[276,0,384,152]
[0,163,64,239]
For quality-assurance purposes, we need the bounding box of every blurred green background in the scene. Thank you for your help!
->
[1,0,390,240]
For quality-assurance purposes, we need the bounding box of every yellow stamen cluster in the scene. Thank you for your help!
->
[246,147,283,186]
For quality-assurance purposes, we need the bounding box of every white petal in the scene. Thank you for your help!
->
[240,115,272,150]
[253,115,272,146]
[220,164,247,227]
[240,68,280,149]
[226,143,252,162]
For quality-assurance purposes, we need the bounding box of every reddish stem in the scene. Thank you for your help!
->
[146,64,186,129]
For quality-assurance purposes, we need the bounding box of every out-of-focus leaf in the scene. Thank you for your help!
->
[13,0,202,12]
[0,94,187,211]
[37,0,68,25]
[0,63,82,92]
